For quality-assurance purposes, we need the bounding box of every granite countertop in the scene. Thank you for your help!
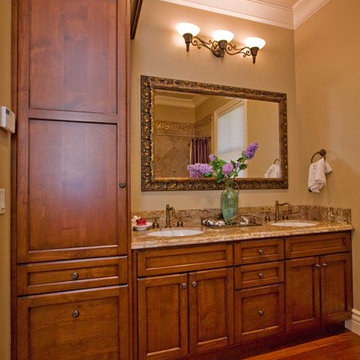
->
[131,221,354,250]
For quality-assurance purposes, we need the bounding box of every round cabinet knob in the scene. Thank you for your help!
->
[119,182,127,188]
[322,263,328,268]
[258,249,264,255]
[71,272,79,280]
[191,281,198,288]
[72,310,80,318]
[258,272,264,279]
[258,310,265,317]
[181,283,187,289]
[315,264,321,269]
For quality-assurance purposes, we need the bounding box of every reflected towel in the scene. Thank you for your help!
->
[308,158,332,193]
[264,163,281,178]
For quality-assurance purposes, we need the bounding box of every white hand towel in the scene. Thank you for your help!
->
[264,163,281,178]
[308,158,332,193]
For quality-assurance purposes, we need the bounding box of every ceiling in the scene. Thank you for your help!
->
[159,0,331,29]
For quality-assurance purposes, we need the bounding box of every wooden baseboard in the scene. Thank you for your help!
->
[345,309,360,336]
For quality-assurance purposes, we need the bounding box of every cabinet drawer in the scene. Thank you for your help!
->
[235,284,285,343]
[234,262,284,289]
[234,239,284,265]
[137,244,233,277]
[17,286,129,360]
[17,257,128,295]
[285,232,351,259]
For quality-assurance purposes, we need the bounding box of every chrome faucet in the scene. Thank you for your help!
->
[274,201,292,221]
[165,204,175,228]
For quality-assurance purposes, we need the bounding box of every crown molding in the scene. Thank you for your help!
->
[293,0,330,28]
[160,0,331,30]
[160,0,294,29]
[155,95,196,108]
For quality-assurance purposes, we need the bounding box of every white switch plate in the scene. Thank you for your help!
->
[0,189,5,214]
[0,106,16,133]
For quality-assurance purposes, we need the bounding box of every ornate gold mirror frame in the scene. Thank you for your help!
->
[141,75,288,191]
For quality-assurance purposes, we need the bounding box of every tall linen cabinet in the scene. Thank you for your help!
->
[12,1,131,359]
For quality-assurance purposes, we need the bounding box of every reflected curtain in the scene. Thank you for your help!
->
[190,138,209,164]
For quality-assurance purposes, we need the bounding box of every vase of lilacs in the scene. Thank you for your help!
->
[187,142,258,221]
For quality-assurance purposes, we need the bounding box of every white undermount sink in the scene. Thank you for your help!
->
[270,220,317,227]
[150,229,204,237]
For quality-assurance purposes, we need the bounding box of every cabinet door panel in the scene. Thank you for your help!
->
[29,0,118,114]
[285,257,321,332]
[321,253,352,324]
[138,274,188,360]
[235,284,284,343]
[17,119,128,262]
[17,286,129,360]
[189,268,234,354]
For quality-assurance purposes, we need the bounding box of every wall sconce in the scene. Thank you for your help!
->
[176,23,266,64]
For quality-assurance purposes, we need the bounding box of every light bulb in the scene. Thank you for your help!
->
[175,23,200,36]
[244,37,266,49]
[211,30,234,42]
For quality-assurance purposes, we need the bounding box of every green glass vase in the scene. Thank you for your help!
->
[221,186,238,221]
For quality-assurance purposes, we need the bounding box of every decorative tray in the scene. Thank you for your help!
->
[202,215,262,229]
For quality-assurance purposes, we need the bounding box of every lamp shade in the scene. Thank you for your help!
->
[244,37,266,49]
[176,23,200,36]
[211,30,234,42]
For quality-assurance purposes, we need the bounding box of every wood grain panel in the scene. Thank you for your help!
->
[189,268,234,354]
[137,274,189,360]
[17,286,129,360]
[29,0,117,114]
[137,244,233,277]
[235,284,285,343]
[16,119,128,262]
[234,239,284,265]
[17,257,128,295]
[285,232,351,259]
[321,253,352,324]
[285,257,321,333]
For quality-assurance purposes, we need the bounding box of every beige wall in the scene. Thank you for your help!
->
[0,0,12,359]
[131,0,298,211]
[294,0,360,309]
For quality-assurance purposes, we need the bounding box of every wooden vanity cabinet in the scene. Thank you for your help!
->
[136,245,234,360]
[285,232,352,333]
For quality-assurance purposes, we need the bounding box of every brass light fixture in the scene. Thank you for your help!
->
[176,23,266,64]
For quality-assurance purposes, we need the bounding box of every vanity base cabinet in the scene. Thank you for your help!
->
[235,284,285,343]
[286,242,352,332]
[17,286,129,360]
[136,268,234,360]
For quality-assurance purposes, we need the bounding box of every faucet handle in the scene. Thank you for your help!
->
[152,217,160,229]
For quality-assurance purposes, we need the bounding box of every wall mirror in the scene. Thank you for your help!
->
[141,75,288,191]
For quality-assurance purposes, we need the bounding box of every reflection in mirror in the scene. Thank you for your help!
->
[153,90,280,179]
[141,76,288,191]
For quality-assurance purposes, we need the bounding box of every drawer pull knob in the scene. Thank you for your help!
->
[258,272,264,279]
[191,281,198,288]
[72,310,80,318]
[71,272,79,280]
[258,249,264,255]
[119,182,127,188]
[258,310,265,317]
[315,264,321,269]
[322,263,328,268]
[181,283,187,289]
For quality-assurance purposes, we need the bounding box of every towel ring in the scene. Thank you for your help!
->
[311,149,327,163]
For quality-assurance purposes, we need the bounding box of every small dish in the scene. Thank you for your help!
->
[133,222,153,231]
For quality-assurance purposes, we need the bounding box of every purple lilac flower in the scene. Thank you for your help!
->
[243,142,259,159]
[222,162,234,175]
[209,154,215,162]
[187,163,213,178]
